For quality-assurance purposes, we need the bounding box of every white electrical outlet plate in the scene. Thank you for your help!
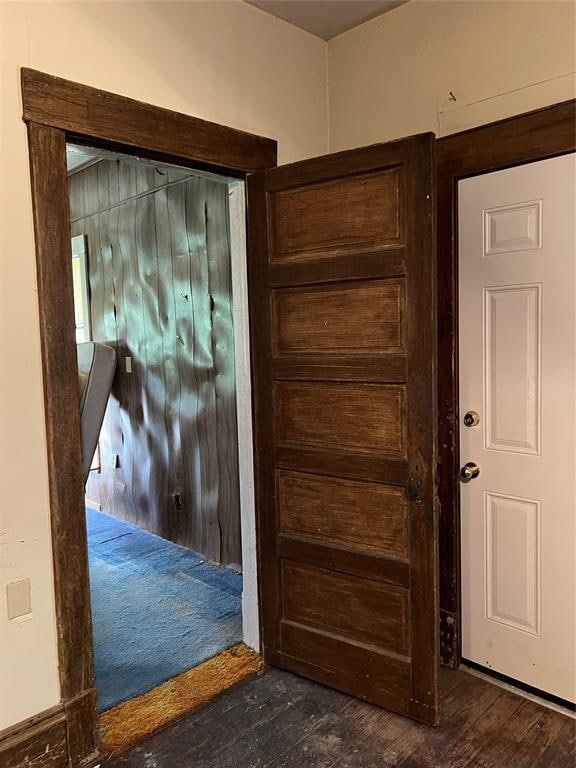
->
[6,578,32,620]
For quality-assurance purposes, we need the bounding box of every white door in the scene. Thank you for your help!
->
[459,154,576,703]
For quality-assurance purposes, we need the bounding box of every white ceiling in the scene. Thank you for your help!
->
[245,0,408,40]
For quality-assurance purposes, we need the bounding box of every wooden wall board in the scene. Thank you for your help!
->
[70,159,241,566]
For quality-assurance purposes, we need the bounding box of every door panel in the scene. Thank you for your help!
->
[247,135,439,723]
[270,168,403,261]
[485,492,540,635]
[275,382,406,455]
[272,278,406,353]
[459,154,576,703]
[282,561,409,653]
[277,470,408,558]
[484,284,541,454]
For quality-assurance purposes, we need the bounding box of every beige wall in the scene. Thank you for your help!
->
[328,0,576,151]
[0,0,327,731]
[1,0,575,736]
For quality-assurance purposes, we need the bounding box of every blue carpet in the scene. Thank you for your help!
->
[86,509,242,712]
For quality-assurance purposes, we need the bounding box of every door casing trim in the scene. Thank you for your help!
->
[18,67,277,767]
[436,98,576,668]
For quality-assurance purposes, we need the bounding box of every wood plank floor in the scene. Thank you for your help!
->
[104,667,575,768]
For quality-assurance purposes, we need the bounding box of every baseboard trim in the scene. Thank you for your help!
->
[0,689,99,768]
[65,688,99,767]
[0,706,68,768]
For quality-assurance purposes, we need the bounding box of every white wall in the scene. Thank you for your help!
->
[328,0,576,151]
[0,0,328,731]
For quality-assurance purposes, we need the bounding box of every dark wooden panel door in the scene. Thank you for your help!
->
[247,134,439,724]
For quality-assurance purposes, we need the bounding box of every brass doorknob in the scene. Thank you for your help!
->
[460,462,480,482]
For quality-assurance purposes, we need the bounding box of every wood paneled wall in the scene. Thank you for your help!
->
[69,159,241,567]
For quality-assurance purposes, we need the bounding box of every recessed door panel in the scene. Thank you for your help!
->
[272,278,405,354]
[270,168,403,262]
[275,381,406,455]
[282,561,409,654]
[483,200,542,256]
[278,470,408,558]
[484,284,541,454]
[485,492,540,635]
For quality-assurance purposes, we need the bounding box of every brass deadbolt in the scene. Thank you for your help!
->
[463,410,480,427]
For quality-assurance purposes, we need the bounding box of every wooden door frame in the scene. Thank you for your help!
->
[13,68,276,768]
[436,98,576,668]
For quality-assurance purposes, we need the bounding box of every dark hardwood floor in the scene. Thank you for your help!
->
[105,667,575,768]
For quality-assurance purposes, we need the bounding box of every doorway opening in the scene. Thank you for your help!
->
[67,143,261,745]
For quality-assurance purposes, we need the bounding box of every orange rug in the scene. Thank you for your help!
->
[99,643,263,756]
